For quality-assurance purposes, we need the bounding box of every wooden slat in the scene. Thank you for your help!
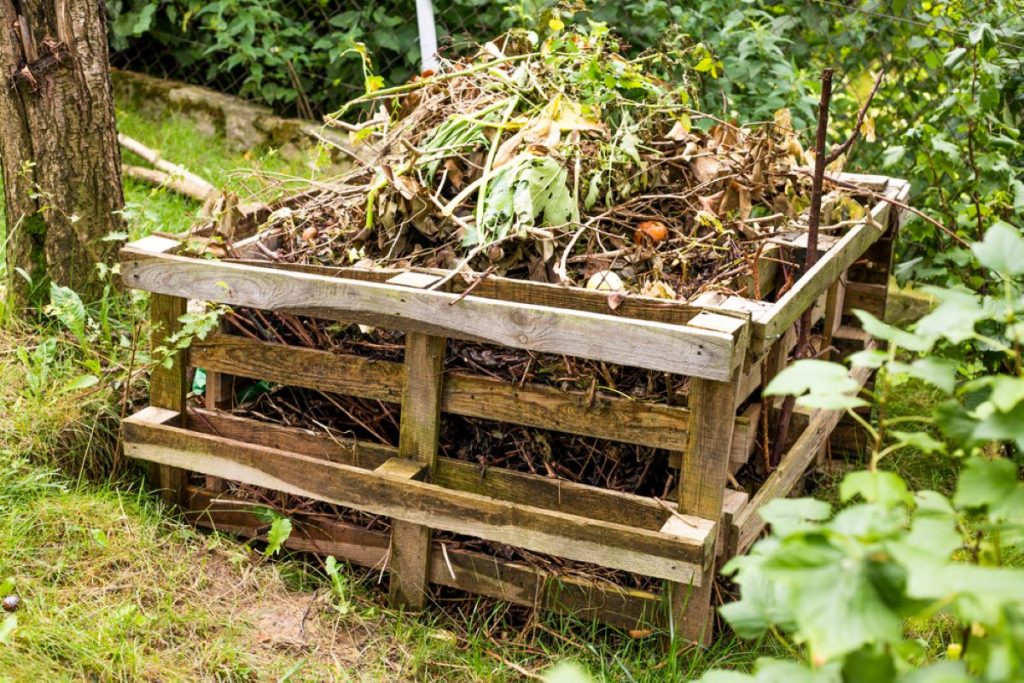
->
[149,293,188,506]
[731,356,875,555]
[120,246,741,379]
[191,332,757,455]
[185,487,662,629]
[390,332,446,608]
[124,407,714,583]
[185,408,672,531]
[191,333,404,403]
[672,368,743,643]
[755,186,899,347]
[843,281,887,319]
[226,259,704,327]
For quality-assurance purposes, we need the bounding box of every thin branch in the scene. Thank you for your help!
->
[824,70,883,165]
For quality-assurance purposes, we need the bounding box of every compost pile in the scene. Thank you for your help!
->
[207,26,867,589]
[242,26,867,298]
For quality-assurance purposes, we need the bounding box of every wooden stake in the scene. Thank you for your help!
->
[149,293,188,506]
[671,369,742,643]
[389,332,446,608]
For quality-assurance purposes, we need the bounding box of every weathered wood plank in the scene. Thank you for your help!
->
[185,487,662,629]
[123,408,714,583]
[184,407,672,531]
[672,368,742,643]
[755,185,899,347]
[190,332,758,455]
[149,293,188,506]
[225,259,704,327]
[190,332,405,403]
[120,246,740,379]
[843,281,887,319]
[391,332,446,608]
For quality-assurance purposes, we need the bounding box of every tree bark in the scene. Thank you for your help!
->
[0,0,123,308]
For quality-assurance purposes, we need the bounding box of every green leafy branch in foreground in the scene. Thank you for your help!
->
[700,223,1024,683]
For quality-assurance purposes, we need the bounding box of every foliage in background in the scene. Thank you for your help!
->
[699,223,1024,682]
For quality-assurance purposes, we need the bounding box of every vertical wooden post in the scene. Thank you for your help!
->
[389,332,446,608]
[149,293,188,506]
[203,321,234,492]
[671,370,741,643]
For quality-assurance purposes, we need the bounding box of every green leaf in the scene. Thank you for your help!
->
[265,515,292,556]
[764,360,868,410]
[855,310,932,352]
[64,374,100,392]
[971,221,1024,276]
[906,358,958,394]
[890,431,946,455]
[757,497,832,536]
[46,282,89,344]
[841,471,914,506]
[0,615,16,645]
[914,288,986,345]
[953,457,1018,510]
[543,662,597,683]
[0,577,14,598]
[899,661,971,683]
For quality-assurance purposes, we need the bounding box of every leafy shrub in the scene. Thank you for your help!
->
[701,223,1024,682]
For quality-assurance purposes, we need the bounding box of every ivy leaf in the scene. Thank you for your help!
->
[764,360,868,410]
[971,221,1024,276]
[0,615,16,645]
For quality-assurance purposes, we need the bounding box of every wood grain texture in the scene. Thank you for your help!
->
[185,486,662,629]
[672,369,742,643]
[224,258,704,326]
[185,407,693,532]
[193,332,711,451]
[757,186,898,346]
[391,332,446,608]
[190,332,405,403]
[149,294,188,506]
[119,248,739,378]
[123,409,713,583]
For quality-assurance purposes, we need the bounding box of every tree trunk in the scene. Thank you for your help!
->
[0,0,122,308]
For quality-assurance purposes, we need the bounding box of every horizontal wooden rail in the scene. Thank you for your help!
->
[754,179,910,347]
[120,243,745,379]
[190,333,754,458]
[186,487,663,629]
[187,407,751,538]
[125,406,716,583]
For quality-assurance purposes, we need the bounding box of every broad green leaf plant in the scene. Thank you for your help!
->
[701,223,1024,683]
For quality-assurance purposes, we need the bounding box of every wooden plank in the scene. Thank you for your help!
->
[185,487,662,629]
[390,332,446,608]
[190,333,405,404]
[755,187,897,347]
[120,246,740,379]
[843,281,887,319]
[226,259,704,327]
[184,407,672,531]
[732,357,875,555]
[822,271,848,361]
[191,332,757,455]
[123,408,714,583]
[672,368,742,643]
[149,293,188,506]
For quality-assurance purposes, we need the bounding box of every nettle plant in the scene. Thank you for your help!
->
[701,223,1024,683]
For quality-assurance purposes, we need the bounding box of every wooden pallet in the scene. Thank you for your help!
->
[121,172,909,643]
